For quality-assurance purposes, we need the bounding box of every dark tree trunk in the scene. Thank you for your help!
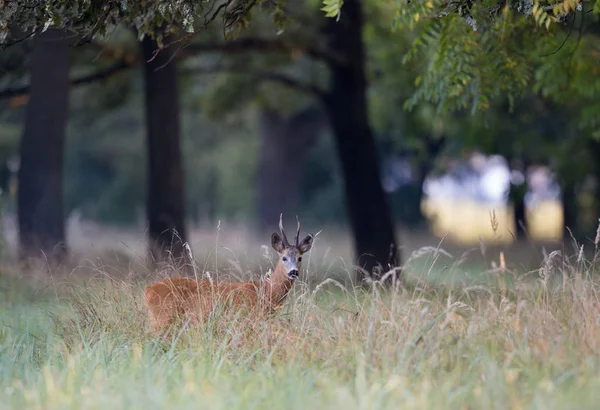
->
[18,28,71,264]
[257,106,324,233]
[141,38,187,264]
[414,167,429,224]
[514,196,527,238]
[414,135,446,227]
[588,139,600,233]
[388,136,445,229]
[323,0,399,280]
[389,166,428,229]
[0,161,11,195]
[509,182,528,239]
[562,183,577,240]
[505,157,531,240]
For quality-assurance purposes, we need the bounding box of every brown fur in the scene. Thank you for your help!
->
[143,265,295,333]
[143,227,312,334]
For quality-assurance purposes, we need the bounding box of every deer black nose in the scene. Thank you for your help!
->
[288,270,299,280]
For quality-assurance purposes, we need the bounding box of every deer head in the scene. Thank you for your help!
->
[271,214,314,280]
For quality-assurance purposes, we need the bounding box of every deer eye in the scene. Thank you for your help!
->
[298,257,302,262]
[282,257,288,262]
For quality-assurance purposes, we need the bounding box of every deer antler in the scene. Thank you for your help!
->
[295,215,301,246]
[279,213,291,246]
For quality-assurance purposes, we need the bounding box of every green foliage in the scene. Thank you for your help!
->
[0,0,297,47]
[330,0,588,30]
[321,0,598,125]
[402,8,547,114]
[364,0,600,205]
[533,30,600,138]
[0,0,198,45]
[321,0,344,20]
[4,0,597,231]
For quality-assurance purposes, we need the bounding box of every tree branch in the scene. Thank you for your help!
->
[72,58,135,86]
[179,65,327,99]
[183,37,346,66]
[0,42,331,102]
[0,58,137,100]
[1,28,39,49]
[147,2,228,63]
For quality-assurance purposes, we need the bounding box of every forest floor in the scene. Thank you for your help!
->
[0,221,598,409]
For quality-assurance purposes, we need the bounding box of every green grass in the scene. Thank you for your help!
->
[1,244,600,410]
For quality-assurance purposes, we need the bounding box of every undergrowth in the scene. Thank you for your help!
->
[1,235,600,409]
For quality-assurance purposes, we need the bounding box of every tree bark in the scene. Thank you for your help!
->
[514,194,527,238]
[509,182,528,239]
[562,183,577,240]
[413,135,446,227]
[18,28,71,264]
[323,0,399,280]
[257,106,324,233]
[141,37,187,265]
[588,139,600,237]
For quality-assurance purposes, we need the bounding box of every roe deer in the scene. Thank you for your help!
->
[143,214,314,334]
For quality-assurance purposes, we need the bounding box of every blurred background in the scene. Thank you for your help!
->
[0,1,598,278]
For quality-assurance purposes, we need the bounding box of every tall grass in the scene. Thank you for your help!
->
[1,231,600,409]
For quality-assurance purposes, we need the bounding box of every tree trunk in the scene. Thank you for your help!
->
[323,0,399,280]
[414,166,430,225]
[141,38,187,265]
[514,195,527,238]
[413,135,446,227]
[0,160,11,195]
[588,139,600,236]
[562,183,577,241]
[18,28,71,264]
[257,106,324,233]
[509,182,528,239]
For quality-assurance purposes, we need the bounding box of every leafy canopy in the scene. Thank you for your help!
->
[330,0,600,140]
[3,0,599,137]
[0,0,197,45]
[386,0,596,112]
[0,0,290,46]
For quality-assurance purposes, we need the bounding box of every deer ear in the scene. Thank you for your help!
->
[271,233,285,253]
[298,234,314,253]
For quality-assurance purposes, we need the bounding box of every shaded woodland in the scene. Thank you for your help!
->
[1,0,600,280]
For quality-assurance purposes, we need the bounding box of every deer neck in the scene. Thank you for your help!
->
[262,260,295,308]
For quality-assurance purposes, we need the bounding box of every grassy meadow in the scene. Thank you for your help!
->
[0,207,599,409]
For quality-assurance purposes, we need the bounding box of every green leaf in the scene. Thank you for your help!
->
[321,0,344,20]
